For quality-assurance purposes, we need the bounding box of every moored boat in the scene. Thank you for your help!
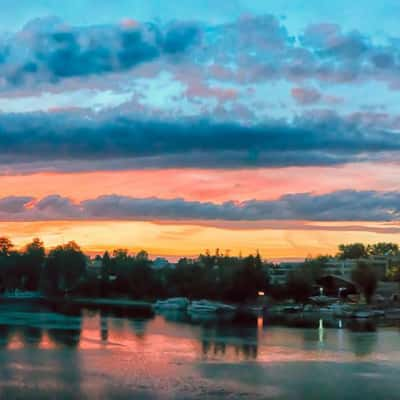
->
[1,290,44,300]
[188,300,236,314]
[353,310,374,319]
[153,297,190,311]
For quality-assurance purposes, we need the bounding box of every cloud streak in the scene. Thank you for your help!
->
[2,190,400,222]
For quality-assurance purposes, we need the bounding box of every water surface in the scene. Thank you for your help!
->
[0,302,399,399]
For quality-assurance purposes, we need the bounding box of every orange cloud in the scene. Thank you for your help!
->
[1,163,399,203]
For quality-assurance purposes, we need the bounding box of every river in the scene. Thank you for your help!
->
[0,301,399,399]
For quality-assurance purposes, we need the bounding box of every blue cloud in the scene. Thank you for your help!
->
[0,18,201,87]
[0,111,398,173]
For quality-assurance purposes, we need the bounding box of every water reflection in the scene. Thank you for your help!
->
[0,302,395,358]
[347,321,378,358]
[198,320,260,360]
[128,318,150,339]
[19,326,43,346]
[47,326,82,347]
[0,324,14,348]
[100,310,108,342]
[0,302,398,399]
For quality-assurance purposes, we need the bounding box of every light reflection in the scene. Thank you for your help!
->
[257,316,264,331]
[319,319,324,344]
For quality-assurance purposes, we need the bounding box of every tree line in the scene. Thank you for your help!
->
[0,238,269,302]
[0,237,399,304]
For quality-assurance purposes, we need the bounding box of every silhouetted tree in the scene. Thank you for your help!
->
[44,241,86,295]
[287,270,313,303]
[352,261,378,304]
[20,238,45,290]
[0,237,14,256]
[337,243,368,259]
[303,256,328,281]
[367,242,399,256]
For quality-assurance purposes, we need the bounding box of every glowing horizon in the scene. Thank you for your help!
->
[2,220,400,261]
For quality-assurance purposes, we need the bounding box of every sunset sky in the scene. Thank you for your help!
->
[1,1,400,259]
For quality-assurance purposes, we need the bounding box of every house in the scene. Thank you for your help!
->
[316,275,358,298]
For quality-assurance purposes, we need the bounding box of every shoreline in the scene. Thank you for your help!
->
[1,294,400,321]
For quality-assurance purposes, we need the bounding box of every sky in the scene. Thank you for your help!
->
[1,1,400,259]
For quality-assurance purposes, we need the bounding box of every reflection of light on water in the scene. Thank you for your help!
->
[257,316,263,331]
[318,319,324,344]
[338,321,344,349]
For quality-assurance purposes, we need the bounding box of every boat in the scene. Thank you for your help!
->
[1,290,44,300]
[282,305,303,313]
[153,297,190,311]
[320,303,353,317]
[247,305,264,316]
[353,310,374,319]
[371,310,385,317]
[188,300,236,314]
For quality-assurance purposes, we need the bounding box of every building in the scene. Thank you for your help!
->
[316,275,358,297]
[151,257,171,270]
[324,255,400,280]
[269,262,304,285]
[268,254,399,286]
[323,259,357,279]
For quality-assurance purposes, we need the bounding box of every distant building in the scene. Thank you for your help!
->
[269,262,304,285]
[87,257,103,278]
[323,259,357,279]
[324,255,400,280]
[269,254,399,286]
[151,257,172,270]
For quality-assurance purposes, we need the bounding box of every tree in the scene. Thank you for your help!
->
[224,255,268,302]
[20,238,46,290]
[0,237,14,256]
[0,238,19,291]
[99,251,111,297]
[337,243,368,259]
[128,252,158,299]
[303,256,328,280]
[287,270,313,303]
[387,265,400,282]
[351,262,378,304]
[45,241,86,295]
[367,242,399,256]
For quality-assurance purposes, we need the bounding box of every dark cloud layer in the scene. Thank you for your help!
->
[0,111,399,172]
[1,190,400,222]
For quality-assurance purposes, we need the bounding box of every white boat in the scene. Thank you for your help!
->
[188,300,236,314]
[353,311,374,319]
[1,291,43,299]
[319,303,352,317]
[352,309,384,318]
[153,297,189,311]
